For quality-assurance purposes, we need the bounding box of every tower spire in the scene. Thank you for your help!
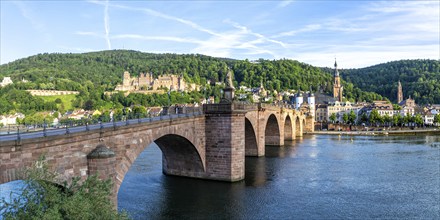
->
[397,80,403,103]
[334,58,339,77]
[333,59,343,102]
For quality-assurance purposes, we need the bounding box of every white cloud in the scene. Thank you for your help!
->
[13,1,51,41]
[111,34,203,44]
[89,1,222,37]
[277,0,294,8]
[58,46,97,53]
[273,24,322,38]
[75,31,102,37]
[104,0,111,49]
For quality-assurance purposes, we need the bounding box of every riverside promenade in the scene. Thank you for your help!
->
[308,128,440,136]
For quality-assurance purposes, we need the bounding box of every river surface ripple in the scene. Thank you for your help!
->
[117,135,440,219]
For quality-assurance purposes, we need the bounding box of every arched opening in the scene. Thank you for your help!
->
[265,114,280,146]
[303,119,307,133]
[295,116,302,137]
[155,134,205,176]
[245,118,258,156]
[118,134,205,212]
[284,115,293,141]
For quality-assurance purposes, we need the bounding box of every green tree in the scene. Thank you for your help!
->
[348,110,357,125]
[434,114,440,125]
[369,109,381,126]
[414,114,424,126]
[342,113,349,124]
[383,114,392,126]
[0,156,129,220]
[329,113,337,123]
[392,114,402,126]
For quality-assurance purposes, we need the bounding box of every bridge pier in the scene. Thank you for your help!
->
[203,104,246,182]
[87,144,118,207]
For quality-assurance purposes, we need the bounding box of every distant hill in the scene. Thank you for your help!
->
[1,50,385,103]
[338,59,440,104]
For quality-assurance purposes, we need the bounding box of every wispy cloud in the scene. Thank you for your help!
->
[75,31,102,38]
[13,1,51,41]
[88,0,221,37]
[88,1,287,59]
[273,24,322,38]
[277,0,294,8]
[225,20,287,48]
[104,0,111,49]
[58,46,97,53]
[111,34,203,44]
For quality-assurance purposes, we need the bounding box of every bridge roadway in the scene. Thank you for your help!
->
[0,112,202,142]
[0,103,314,206]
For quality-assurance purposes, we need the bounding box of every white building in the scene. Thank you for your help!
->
[424,112,435,125]
[327,101,360,122]
[0,77,13,87]
[0,113,25,125]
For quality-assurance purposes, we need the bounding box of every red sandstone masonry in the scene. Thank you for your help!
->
[0,106,307,204]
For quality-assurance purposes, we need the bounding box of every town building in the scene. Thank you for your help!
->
[0,113,25,125]
[0,77,13,87]
[115,71,200,92]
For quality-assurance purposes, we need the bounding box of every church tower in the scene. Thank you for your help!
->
[397,81,403,103]
[333,60,343,102]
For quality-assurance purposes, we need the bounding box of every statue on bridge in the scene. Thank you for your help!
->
[225,68,235,89]
[221,68,235,103]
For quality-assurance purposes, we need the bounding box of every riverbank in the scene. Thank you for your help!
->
[308,128,440,136]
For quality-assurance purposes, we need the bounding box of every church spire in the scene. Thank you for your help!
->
[333,59,343,102]
[334,58,339,77]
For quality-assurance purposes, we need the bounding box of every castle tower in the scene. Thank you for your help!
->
[333,59,343,102]
[122,71,131,87]
[397,81,403,103]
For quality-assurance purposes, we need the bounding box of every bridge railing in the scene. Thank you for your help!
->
[260,102,295,110]
[202,102,259,114]
[0,107,204,142]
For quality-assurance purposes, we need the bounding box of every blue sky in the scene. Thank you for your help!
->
[1,0,439,68]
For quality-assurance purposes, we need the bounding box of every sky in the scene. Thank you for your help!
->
[0,0,439,68]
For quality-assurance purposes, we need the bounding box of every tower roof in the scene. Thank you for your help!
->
[334,59,339,77]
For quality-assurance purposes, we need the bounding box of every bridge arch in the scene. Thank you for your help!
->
[284,115,294,141]
[155,134,205,176]
[265,114,281,146]
[295,116,302,137]
[245,118,258,156]
[114,121,206,193]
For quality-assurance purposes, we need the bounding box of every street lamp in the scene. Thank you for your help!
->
[43,119,47,137]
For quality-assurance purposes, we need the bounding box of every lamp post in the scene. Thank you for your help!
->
[43,119,47,137]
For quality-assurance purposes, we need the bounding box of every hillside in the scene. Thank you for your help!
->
[0,50,335,92]
[0,50,387,115]
[0,50,384,98]
[338,59,440,104]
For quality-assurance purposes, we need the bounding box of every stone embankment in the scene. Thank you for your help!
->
[308,128,440,136]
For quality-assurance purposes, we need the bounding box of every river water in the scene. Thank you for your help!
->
[117,135,440,219]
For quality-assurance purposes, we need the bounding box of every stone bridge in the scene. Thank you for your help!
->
[0,103,313,204]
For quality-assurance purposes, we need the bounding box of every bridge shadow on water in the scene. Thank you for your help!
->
[117,137,310,219]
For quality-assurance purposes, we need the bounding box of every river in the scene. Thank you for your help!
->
[1,135,439,219]
[117,135,440,219]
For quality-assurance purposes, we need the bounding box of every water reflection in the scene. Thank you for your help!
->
[85,135,440,219]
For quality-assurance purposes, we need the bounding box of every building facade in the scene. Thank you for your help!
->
[115,71,199,92]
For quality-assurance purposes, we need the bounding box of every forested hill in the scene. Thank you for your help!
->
[338,59,440,104]
[0,50,383,101]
